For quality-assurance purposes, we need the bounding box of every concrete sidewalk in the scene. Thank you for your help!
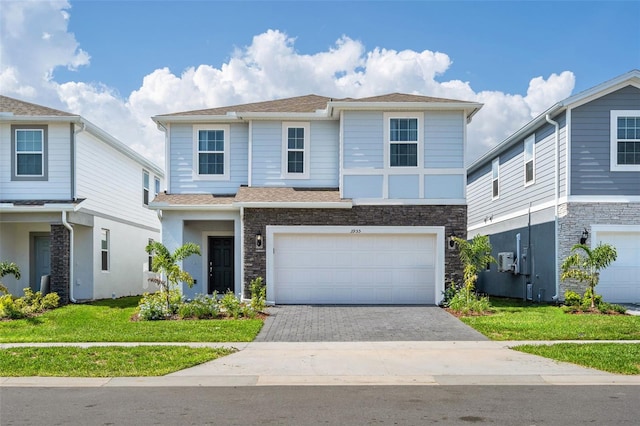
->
[2,341,640,387]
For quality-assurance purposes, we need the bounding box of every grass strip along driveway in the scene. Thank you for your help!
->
[0,296,261,377]
[459,299,640,374]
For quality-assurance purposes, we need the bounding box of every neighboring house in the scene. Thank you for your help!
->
[467,70,640,303]
[0,95,164,303]
[150,93,482,305]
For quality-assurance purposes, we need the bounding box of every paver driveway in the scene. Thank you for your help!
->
[255,305,488,342]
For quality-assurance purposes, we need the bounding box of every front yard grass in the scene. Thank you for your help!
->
[459,298,640,341]
[513,343,640,375]
[0,296,263,343]
[0,346,234,377]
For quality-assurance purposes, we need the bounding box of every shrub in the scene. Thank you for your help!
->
[581,287,602,310]
[0,288,60,319]
[563,290,581,307]
[220,291,241,319]
[447,288,491,315]
[178,294,220,319]
[138,290,182,320]
[440,281,459,308]
[249,276,266,312]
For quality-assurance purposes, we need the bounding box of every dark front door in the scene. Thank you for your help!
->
[33,236,51,291]
[208,237,234,294]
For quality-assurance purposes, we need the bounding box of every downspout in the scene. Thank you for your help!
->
[61,211,76,303]
[545,114,560,301]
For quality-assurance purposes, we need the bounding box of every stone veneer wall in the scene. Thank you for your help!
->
[50,224,70,305]
[242,205,466,299]
[557,202,640,297]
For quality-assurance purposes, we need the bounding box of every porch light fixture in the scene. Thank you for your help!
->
[255,231,263,249]
[448,233,457,250]
[580,228,589,245]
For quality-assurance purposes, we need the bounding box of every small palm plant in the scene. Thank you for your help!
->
[145,241,201,312]
[561,243,617,309]
[450,235,496,313]
[0,261,21,294]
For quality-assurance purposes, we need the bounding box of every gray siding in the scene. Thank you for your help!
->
[389,175,419,198]
[169,123,248,194]
[343,175,383,198]
[467,119,560,227]
[476,221,556,302]
[342,111,384,169]
[424,111,464,168]
[570,85,640,196]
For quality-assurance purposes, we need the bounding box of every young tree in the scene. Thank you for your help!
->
[145,241,201,311]
[561,243,617,309]
[452,235,496,304]
[0,261,21,294]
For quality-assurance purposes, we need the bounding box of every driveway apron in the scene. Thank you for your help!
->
[255,305,488,342]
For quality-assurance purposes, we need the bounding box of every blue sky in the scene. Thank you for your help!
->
[1,0,639,167]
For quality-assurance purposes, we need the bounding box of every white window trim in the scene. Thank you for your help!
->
[524,134,535,186]
[193,124,231,181]
[15,128,45,177]
[492,157,500,200]
[383,112,423,169]
[101,229,110,272]
[154,177,160,197]
[281,122,310,179]
[143,170,150,206]
[610,110,640,172]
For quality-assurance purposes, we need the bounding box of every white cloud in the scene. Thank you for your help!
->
[0,1,575,169]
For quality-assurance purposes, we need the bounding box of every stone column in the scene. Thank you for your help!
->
[50,224,70,305]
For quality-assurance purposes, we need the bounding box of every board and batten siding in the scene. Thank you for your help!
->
[168,123,248,194]
[0,122,72,200]
[251,120,339,187]
[76,131,161,229]
[467,120,560,227]
[570,85,640,196]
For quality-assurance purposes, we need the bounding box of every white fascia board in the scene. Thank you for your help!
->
[0,115,81,123]
[147,203,238,211]
[82,119,164,176]
[329,101,483,119]
[351,198,466,206]
[152,115,242,125]
[236,112,331,120]
[0,204,78,213]
[233,201,353,209]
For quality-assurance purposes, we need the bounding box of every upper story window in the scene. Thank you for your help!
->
[492,158,500,199]
[143,171,150,205]
[389,117,418,167]
[524,134,535,185]
[282,122,310,179]
[611,111,640,171]
[154,177,160,197]
[11,125,48,181]
[193,124,230,180]
[101,229,110,272]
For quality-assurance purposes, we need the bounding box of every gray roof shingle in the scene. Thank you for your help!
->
[0,95,76,117]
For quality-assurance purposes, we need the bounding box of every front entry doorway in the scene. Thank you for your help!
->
[208,237,234,294]
[33,235,51,291]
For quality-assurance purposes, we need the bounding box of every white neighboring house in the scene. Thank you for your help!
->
[0,95,164,303]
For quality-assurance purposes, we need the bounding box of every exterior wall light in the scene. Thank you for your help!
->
[580,228,589,245]
[448,233,457,250]
[256,231,263,249]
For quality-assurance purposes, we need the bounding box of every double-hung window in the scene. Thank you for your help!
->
[386,114,420,167]
[143,171,150,205]
[611,111,640,171]
[492,158,500,199]
[194,125,230,180]
[524,134,535,185]
[11,125,47,181]
[101,229,110,272]
[282,122,310,179]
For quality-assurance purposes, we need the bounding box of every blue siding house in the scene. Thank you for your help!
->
[467,70,640,304]
[151,93,482,305]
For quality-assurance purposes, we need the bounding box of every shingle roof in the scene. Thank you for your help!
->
[158,94,338,117]
[156,92,476,118]
[0,95,76,117]
[150,187,349,207]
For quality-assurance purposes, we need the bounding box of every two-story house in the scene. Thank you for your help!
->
[150,93,482,305]
[467,70,640,304]
[0,95,164,303]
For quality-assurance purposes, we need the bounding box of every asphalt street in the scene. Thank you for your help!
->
[3,385,640,425]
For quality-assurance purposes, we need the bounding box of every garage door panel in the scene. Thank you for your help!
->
[273,232,437,304]
[595,231,640,303]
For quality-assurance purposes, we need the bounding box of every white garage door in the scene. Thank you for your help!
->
[596,231,640,303]
[272,232,437,304]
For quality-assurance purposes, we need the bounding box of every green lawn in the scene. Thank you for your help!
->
[0,346,234,377]
[0,297,263,343]
[459,298,640,341]
[513,343,640,375]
